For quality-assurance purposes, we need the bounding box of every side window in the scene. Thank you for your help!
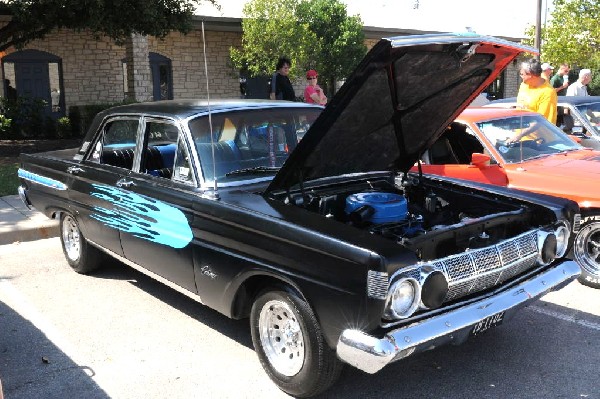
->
[444,123,485,164]
[172,138,195,184]
[89,119,139,170]
[142,121,180,180]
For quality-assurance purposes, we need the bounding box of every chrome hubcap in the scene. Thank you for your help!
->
[258,299,305,376]
[62,215,81,262]
[574,222,600,276]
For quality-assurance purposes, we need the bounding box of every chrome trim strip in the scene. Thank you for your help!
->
[18,169,67,190]
[387,33,537,54]
[337,260,579,374]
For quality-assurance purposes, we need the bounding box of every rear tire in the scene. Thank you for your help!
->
[250,289,343,398]
[60,213,103,274]
[574,219,600,289]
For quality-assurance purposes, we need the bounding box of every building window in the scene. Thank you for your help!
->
[485,71,505,100]
[149,52,173,101]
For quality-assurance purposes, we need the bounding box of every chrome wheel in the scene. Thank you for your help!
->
[574,221,600,278]
[61,214,81,262]
[258,299,305,376]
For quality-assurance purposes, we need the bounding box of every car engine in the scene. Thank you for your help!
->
[283,174,537,261]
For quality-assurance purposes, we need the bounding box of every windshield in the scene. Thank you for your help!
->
[476,114,582,164]
[188,107,321,183]
[575,101,600,135]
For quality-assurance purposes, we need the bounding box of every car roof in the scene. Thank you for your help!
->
[457,107,537,123]
[490,96,600,106]
[102,99,322,120]
[556,96,600,105]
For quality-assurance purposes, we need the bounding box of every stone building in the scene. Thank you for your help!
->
[0,15,523,120]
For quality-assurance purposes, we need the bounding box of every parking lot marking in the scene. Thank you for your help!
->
[529,305,600,331]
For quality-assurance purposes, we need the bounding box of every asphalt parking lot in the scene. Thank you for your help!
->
[1,238,599,399]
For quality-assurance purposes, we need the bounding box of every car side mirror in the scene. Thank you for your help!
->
[470,153,491,168]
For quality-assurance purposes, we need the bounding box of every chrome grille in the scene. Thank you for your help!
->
[367,270,389,299]
[399,230,539,303]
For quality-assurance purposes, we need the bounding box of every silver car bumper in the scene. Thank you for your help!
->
[337,260,580,374]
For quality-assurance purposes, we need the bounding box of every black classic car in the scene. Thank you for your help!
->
[18,34,581,397]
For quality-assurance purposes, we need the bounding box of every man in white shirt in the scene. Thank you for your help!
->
[566,69,592,96]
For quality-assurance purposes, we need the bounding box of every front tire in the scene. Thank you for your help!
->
[60,213,103,274]
[574,220,600,289]
[250,289,343,398]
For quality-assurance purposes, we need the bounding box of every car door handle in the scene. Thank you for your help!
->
[116,179,135,188]
[66,166,84,175]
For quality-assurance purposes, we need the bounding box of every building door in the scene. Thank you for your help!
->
[16,62,51,104]
[2,49,64,117]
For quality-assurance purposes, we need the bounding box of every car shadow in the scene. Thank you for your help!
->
[312,295,600,398]
[92,260,254,349]
[0,295,110,398]
[90,262,600,398]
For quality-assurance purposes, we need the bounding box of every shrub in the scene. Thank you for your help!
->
[56,117,72,138]
[0,98,138,139]
[68,100,137,137]
[0,114,13,138]
[0,97,48,138]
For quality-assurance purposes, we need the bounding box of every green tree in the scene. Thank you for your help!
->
[230,0,366,96]
[0,0,218,52]
[526,0,600,93]
[230,0,315,80]
[296,0,366,96]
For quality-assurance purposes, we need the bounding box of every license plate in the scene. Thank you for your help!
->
[471,311,505,336]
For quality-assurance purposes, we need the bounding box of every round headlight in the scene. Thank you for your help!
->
[554,221,571,257]
[385,278,420,319]
[537,230,557,265]
[421,271,449,309]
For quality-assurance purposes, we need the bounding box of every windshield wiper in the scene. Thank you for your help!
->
[520,153,554,162]
[225,166,280,176]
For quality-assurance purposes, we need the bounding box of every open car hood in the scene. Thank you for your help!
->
[266,33,535,194]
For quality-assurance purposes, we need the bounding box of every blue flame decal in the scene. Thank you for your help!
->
[90,184,193,249]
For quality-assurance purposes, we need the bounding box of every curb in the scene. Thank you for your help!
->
[0,195,60,245]
[0,219,59,245]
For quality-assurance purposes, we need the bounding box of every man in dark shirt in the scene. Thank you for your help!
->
[270,57,295,101]
[549,63,570,96]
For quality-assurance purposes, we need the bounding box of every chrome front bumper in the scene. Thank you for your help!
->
[337,260,580,374]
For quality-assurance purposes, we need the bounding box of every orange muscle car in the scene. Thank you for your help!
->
[414,107,600,288]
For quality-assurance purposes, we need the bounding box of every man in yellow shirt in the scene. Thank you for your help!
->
[516,58,558,124]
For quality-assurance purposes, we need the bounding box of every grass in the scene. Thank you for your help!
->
[0,162,19,196]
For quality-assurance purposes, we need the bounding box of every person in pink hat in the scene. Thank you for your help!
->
[304,69,327,105]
